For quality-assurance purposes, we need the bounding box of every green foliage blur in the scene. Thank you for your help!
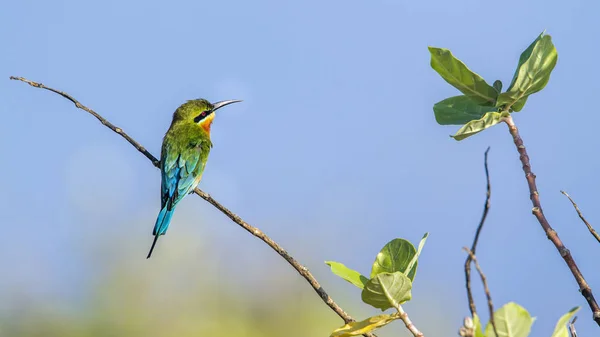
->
[0,208,453,337]
[1,239,337,337]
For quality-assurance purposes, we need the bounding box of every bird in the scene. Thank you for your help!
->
[147,98,241,259]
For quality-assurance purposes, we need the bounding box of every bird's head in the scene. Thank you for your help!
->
[172,98,241,133]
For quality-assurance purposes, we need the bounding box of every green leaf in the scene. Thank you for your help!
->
[451,111,510,141]
[325,261,369,289]
[511,95,529,112]
[497,32,558,111]
[550,306,580,337]
[330,314,399,337]
[370,239,417,281]
[405,233,428,279]
[493,80,503,93]
[434,95,499,125]
[429,46,498,106]
[485,302,535,337]
[473,314,485,337]
[505,32,544,94]
[361,272,412,311]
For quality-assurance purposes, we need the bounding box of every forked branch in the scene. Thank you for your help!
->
[465,147,491,317]
[569,316,578,337]
[10,76,374,337]
[464,147,496,335]
[463,247,497,337]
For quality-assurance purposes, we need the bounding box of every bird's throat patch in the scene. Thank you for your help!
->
[198,113,215,133]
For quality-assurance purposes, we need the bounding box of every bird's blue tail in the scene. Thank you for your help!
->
[153,205,175,236]
[147,205,175,259]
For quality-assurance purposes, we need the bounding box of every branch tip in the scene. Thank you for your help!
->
[561,190,600,244]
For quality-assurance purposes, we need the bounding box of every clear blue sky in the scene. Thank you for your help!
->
[2,0,600,335]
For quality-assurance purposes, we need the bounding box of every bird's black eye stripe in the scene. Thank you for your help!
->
[194,110,212,123]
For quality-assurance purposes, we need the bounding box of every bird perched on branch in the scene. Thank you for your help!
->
[147,98,241,258]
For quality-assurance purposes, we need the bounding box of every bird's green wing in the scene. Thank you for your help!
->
[160,140,205,209]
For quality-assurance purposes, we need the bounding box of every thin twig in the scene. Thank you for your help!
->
[561,190,600,244]
[10,76,375,337]
[395,304,424,337]
[569,316,578,337]
[463,247,497,337]
[504,115,600,326]
[465,147,491,318]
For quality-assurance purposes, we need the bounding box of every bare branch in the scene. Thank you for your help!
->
[561,190,600,244]
[10,76,375,337]
[465,147,491,318]
[395,304,424,337]
[504,115,600,325]
[463,247,497,337]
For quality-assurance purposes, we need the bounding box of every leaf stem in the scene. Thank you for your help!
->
[503,115,600,326]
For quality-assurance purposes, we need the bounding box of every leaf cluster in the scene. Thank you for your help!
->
[430,31,557,140]
[325,234,428,336]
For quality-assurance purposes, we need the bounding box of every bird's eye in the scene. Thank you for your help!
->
[194,110,212,123]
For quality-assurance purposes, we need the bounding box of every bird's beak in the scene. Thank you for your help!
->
[212,99,242,111]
